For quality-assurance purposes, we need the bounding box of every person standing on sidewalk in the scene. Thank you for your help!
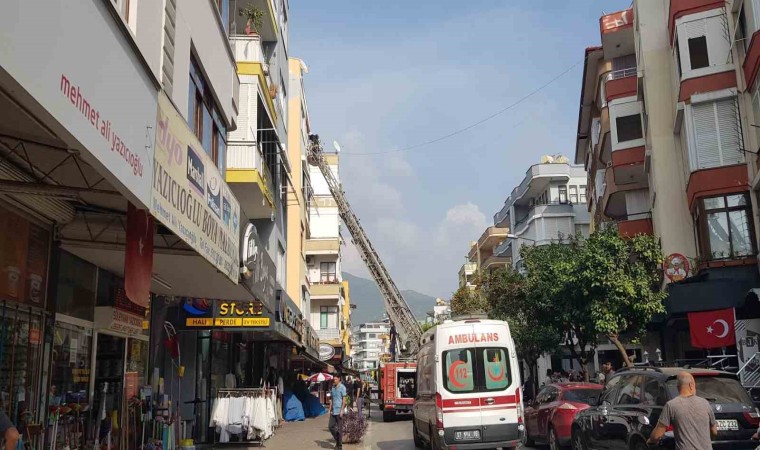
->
[647,371,717,449]
[354,377,364,416]
[0,411,19,450]
[328,373,347,450]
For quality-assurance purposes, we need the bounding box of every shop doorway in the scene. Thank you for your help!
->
[91,332,147,449]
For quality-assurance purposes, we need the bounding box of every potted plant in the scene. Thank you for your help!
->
[239,4,264,36]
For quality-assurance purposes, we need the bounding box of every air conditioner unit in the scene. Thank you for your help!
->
[306,256,313,264]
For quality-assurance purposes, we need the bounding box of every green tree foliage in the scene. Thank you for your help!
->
[577,228,666,367]
[449,280,487,316]
[420,322,436,333]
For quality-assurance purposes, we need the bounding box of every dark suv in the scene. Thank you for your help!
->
[571,367,760,449]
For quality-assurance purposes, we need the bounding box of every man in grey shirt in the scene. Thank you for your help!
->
[647,371,717,450]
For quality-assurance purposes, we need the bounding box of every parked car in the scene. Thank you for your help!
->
[571,367,760,450]
[524,382,602,450]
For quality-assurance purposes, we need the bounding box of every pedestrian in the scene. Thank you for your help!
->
[647,371,717,449]
[0,410,19,450]
[354,377,364,416]
[599,360,615,384]
[328,373,347,450]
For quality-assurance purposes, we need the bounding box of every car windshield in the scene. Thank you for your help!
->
[666,376,752,404]
[563,388,601,404]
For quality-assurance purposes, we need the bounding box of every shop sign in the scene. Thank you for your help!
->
[152,93,240,283]
[276,290,303,340]
[240,224,276,310]
[181,298,271,328]
[0,1,157,208]
[663,253,689,282]
[0,205,50,306]
[95,306,144,336]
[302,321,320,359]
[319,343,335,361]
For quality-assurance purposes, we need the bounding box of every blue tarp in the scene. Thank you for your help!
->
[283,391,305,422]
[299,392,326,418]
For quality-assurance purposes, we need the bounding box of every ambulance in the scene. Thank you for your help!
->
[412,318,524,449]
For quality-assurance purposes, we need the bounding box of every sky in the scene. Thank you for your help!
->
[289,0,632,298]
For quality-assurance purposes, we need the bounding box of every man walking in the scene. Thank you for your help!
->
[0,411,19,450]
[354,377,364,416]
[647,371,717,449]
[328,373,347,450]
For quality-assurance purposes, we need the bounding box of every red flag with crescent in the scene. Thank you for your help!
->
[124,203,154,307]
[687,308,735,349]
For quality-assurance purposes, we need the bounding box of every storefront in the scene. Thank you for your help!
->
[47,249,150,450]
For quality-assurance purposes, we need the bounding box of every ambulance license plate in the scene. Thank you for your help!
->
[455,430,481,441]
[717,419,738,431]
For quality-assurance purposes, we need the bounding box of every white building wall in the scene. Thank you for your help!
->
[310,208,340,238]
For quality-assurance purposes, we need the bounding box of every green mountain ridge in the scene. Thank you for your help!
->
[342,272,437,326]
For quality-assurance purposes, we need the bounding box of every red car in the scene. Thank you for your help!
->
[524,382,602,450]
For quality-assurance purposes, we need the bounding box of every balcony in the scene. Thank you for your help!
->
[494,164,576,225]
[305,238,341,255]
[617,216,654,238]
[226,131,274,219]
[513,203,575,235]
[611,145,646,186]
[230,35,279,125]
[317,328,340,341]
[311,283,342,297]
[600,8,634,59]
[468,227,509,260]
[603,68,638,103]
[482,255,511,271]
[230,0,280,43]
[493,237,512,258]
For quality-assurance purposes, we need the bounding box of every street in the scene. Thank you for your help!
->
[257,406,536,450]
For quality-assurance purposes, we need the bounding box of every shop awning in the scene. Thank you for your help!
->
[665,265,760,315]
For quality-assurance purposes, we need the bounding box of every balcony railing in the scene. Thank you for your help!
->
[494,164,574,224]
[317,328,340,341]
[513,202,575,233]
[600,67,637,106]
[227,131,274,193]
[493,237,513,258]
[230,34,265,63]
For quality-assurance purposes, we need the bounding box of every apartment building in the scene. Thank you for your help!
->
[458,262,477,288]
[575,1,760,369]
[493,158,590,271]
[307,152,351,366]
[351,321,392,372]
[286,58,313,317]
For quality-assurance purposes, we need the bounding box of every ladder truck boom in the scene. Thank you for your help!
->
[307,135,422,357]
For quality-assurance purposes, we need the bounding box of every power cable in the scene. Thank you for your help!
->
[341,57,586,156]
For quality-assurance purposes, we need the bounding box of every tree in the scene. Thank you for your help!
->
[449,280,487,316]
[420,322,436,333]
[481,267,561,397]
[520,238,599,381]
[576,228,666,367]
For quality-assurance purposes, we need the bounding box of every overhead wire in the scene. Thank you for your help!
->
[341,56,586,156]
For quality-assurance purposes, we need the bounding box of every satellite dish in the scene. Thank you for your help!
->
[333,141,341,153]
[555,155,569,164]
[540,155,554,164]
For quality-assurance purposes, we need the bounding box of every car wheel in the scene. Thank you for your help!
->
[382,411,393,422]
[430,425,443,450]
[413,421,424,448]
[523,425,535,447]
[571,427,586,450]
[549,426,563,450]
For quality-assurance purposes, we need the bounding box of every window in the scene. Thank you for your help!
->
[277,244,286,286]
[579,186,587,203]
[320,306,338,329]
[215,0,229,34]
[559,186,568,204]
[320,262,337,283]
[689,99,743,170]
[666,376,753,404]
[616,376,643,405]
[616,114,643,142]
[641,378,668,406]
[188,56,227,173]
[563,389,601,405]
[111,0,130,22]
[569,186,579,204]
[688,36,709,70]
[442,347,512,394]
[753,85,760,147]
[675,37,683,79]
[695,193,756,260]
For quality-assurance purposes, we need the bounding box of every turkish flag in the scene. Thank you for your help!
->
[688,308,736,349]
[124,203,154,307]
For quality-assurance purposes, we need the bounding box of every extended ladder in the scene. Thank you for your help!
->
[307,135,422,357]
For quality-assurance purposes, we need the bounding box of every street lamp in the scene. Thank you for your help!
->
[506,233,538,243]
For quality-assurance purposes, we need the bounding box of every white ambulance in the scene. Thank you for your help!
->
[412,318,524,449]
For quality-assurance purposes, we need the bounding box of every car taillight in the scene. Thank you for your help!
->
[666,424,674,432]
[744,409,760,426]
[435,392,444,429]
[557,403,578,410]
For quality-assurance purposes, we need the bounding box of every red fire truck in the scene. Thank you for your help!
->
[379,361,417,422]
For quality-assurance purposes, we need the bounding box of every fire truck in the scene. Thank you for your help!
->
[379,361,417,422]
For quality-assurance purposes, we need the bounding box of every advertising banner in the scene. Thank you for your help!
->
[0,1,157,208]
[736,319,760,386]
[152,93,240,283]
[178,297,271,329]
[0,205,50,306]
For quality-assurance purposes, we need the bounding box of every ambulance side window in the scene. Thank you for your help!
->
[442,348,475,393]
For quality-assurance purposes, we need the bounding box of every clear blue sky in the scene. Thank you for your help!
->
[290,0,632,298]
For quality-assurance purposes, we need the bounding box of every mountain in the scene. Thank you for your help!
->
[342,272,437,326]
